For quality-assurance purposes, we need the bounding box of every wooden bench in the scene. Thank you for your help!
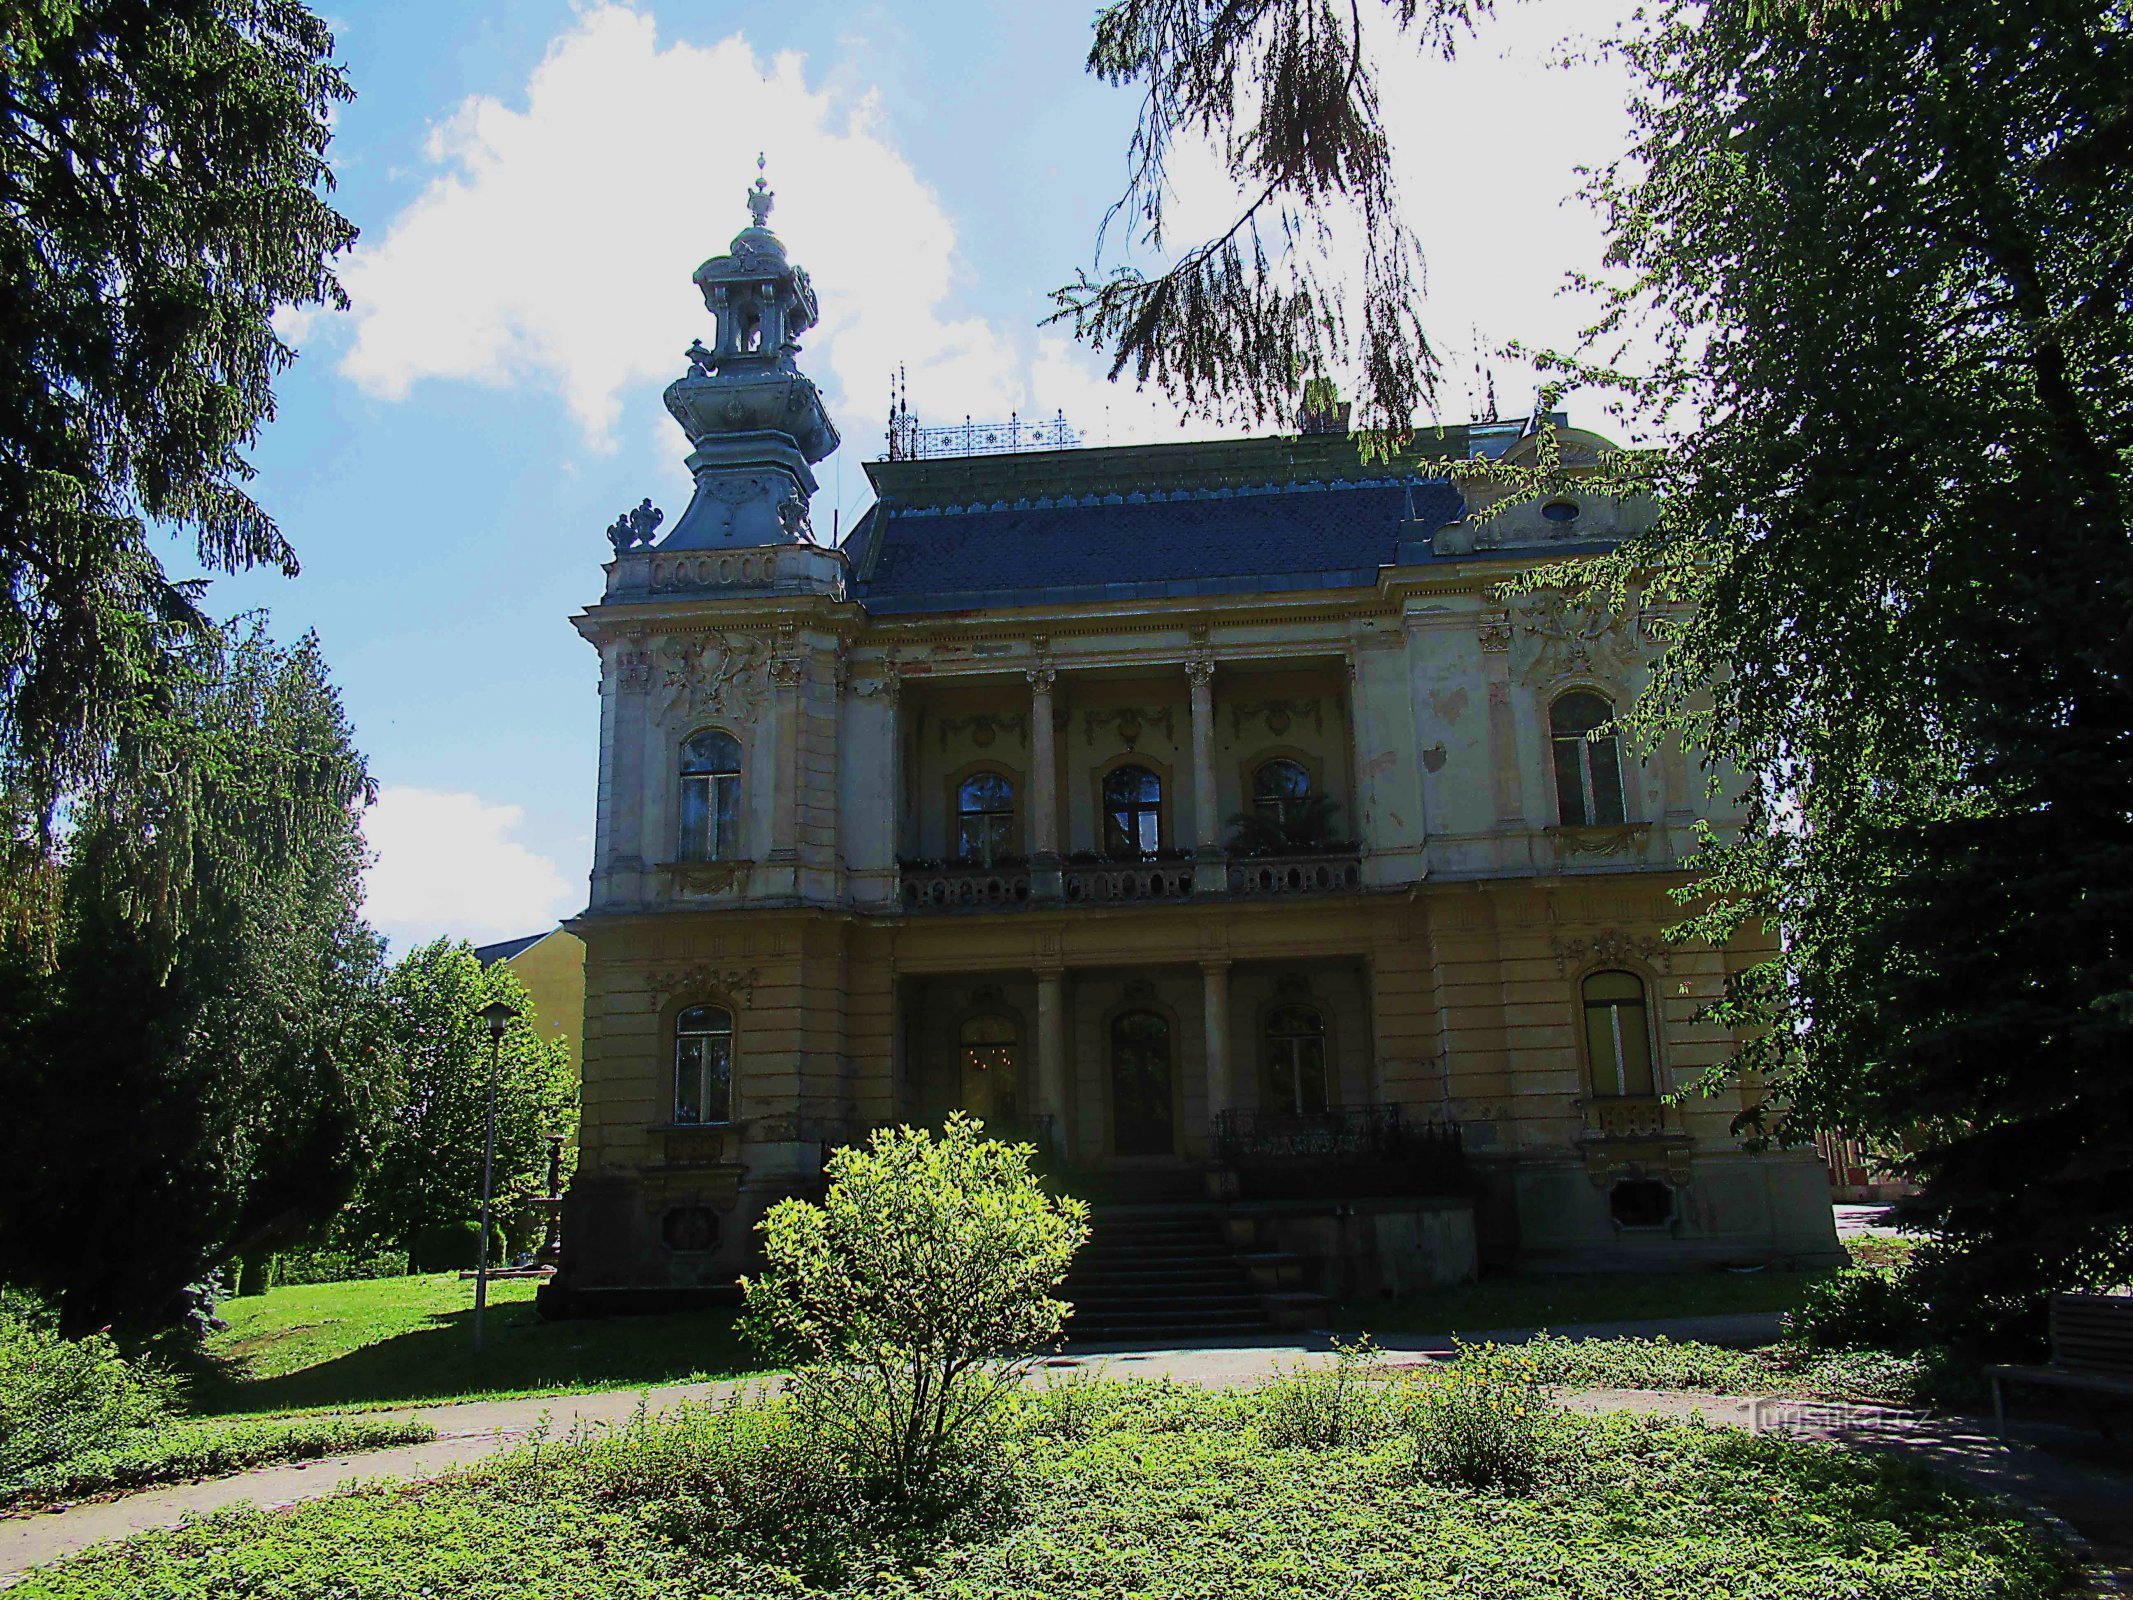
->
[1985,1291,2133,1437]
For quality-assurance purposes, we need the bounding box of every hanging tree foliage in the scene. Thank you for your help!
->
[0,621,391,1333]
[0,0,355,818]
[1068,0,2133,1329]
[1555,0,2133,1331]
[1049,0,1492,439]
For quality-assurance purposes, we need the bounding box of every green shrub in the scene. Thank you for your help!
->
[1518,1330,1767,1394]
[1783,1265,1930,1352]
[1,1415,434,1509]
[410,1220,507,1274]
[0,1300,174,1485]
[743,1114,1089,1515]
[1410,1341,1559,1493]
[1022,1374,1246,1444]
[1257,1338,1402,1451]
[268,1243,410,1287]
[1844,1233,1918,1270]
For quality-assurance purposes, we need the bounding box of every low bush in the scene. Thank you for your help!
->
[15,1379,2073,1600]
[2,1415,435,1509]
[0,1290,431,1508]
[743,1115,1088,1516]
[410,1221,507,1274]
[1410,1341,1560,1492]
[1784,1265,1931,1352]
[1022,1373,1245,1444]
[267,1243,411,1288]
[1514,1331,1972,1407]
[0,1298,174,1488]
[1257,1337,1403,1451]
[1845,1233,1919,1270]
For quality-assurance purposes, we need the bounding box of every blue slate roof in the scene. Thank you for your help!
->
[474,931,550,964]
[848,476,1466,614]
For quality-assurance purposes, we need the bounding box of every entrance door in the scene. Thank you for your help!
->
[959,1014,1021,1124]
[1110,1010,1174,1156]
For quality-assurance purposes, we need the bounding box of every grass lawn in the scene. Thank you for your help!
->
[1325,1264,1830,1338]
[191,1274,767,1416]
[192,1267,1836,1418]
[25,1379,2072,1599]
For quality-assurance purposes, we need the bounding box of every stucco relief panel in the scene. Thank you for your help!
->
[1511,592,1655,685]
[656,631,771,726]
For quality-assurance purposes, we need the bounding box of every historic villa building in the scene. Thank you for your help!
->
[547,174,1840,1319]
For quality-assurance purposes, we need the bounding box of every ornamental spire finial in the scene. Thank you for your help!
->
[747,152,773,228]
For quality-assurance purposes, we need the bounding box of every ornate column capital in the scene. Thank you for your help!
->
[1185,655,1216,690]
[1025,664,1057,695]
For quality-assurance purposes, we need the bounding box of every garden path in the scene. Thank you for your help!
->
[5,1310,2129,1593]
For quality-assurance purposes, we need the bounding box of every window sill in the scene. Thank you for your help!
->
[648,1123,742,1170]
[1545,823,1650,859]
[662,859,751,894]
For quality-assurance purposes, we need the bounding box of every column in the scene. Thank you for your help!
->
[606,641,651,906]
[767,642,803,867]
[1036,964,1067,1155]
[1027,664,1062,900]
[1187,656,1223,892]
[1200,958,1232,1136]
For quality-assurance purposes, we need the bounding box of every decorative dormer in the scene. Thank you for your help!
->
[657,157,841,551]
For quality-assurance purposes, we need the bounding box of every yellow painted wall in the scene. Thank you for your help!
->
[504,928,586,1080]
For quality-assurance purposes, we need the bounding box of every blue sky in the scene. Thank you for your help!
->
[193,0,1642,951]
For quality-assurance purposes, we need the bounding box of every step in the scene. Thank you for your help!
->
[1068,1271,1247,1290]
[1068,1303,1266,1326]
[1068,1320,1269,1342]
[1259,1290,1333,1331]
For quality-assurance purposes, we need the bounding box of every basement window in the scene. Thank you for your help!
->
[1609,1179,1674,1230]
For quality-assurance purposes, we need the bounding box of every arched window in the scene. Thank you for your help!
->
[1265,1002,1329,1116]
[1582,970,1655,1098]
[679,730,742,861]
[674,1004,734,1124]
[959,1013,1020,1120]
[1252,758,1312,829]
[1103,765,1163,857]
[956,771,1016,866]
[1551,692,1626,827]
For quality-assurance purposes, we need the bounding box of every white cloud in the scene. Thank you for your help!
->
[337,5,1061,452]
[361,785,578,951]
[333,0,1650,468]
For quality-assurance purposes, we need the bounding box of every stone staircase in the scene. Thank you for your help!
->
[1063,1206,1273,1343]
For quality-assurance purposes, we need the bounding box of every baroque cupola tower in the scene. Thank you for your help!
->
[660,158,839,548]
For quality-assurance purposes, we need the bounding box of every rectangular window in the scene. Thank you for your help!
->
[680,772,740,861]
[1553,738,1590,826]
[1585,1000,1656,1096]
[958,811,1011,863]
[1589,747,1627,826]
[673,1032,732,1124]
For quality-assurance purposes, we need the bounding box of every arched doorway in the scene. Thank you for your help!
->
[1110,1009,1173,1156]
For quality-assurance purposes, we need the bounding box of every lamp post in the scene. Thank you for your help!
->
[472,998,520,1354]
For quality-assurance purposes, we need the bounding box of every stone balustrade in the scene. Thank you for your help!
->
[1225,849,1362,897]
[1062,857,1195,903]
[898,861,1033,912]
[1581,1095,1669,1138]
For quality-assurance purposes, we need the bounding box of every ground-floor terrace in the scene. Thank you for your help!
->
[547,880,1841,1316]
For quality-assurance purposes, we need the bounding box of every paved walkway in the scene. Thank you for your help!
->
[5,1311,2127,1594]
[1834,1203,1908,1238]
